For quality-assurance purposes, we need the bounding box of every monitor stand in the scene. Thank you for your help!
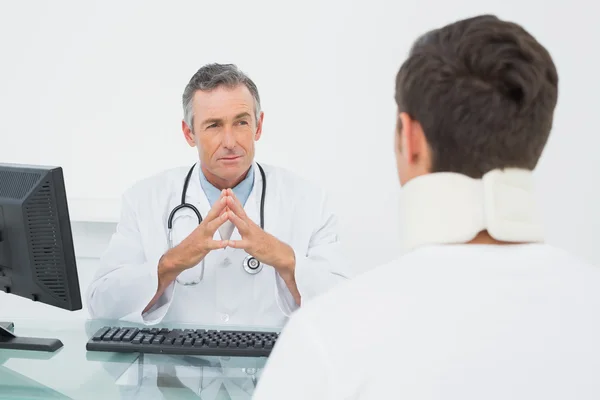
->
[0,321,63,352]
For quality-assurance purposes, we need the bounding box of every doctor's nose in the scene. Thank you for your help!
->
[222,126,236,149]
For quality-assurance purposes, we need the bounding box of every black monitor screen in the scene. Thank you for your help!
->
[0,163,82,311]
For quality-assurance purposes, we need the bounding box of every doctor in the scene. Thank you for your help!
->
[87,63,349,326]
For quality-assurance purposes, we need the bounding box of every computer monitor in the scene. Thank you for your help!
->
[0,163,82,352]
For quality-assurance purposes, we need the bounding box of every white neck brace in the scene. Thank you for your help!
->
[399,168,544,253]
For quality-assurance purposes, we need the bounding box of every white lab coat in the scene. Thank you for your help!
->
[87,162,349,327]
[253,244,600,399]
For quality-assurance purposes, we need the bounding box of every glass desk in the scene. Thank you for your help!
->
[0,319,276,399]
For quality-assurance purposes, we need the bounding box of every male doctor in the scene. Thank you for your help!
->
[87,63,349,326]
[253,15,600,399]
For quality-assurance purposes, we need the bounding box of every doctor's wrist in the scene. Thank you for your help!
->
[271,241,296,280]
[157,254,179,289]
[163,246,207,272]
[157,249,203,288]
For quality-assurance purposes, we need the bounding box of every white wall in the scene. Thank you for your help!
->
[2,0,600,320]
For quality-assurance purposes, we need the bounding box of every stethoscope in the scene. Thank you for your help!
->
[167,163,267,284]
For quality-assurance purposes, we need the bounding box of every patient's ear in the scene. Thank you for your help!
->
[396,112,432,184]
[398,112,421,164]
[395,113,403,154]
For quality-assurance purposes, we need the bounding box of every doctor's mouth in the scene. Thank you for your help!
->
[219,155,244,163]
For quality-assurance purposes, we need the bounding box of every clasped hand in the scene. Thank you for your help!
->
[150,189,299,313]
[164,189,295,279]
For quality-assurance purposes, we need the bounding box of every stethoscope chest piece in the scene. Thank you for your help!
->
[243,255,263,274]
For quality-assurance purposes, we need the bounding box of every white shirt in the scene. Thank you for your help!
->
[86,162,350,327]
[253,243,600,399]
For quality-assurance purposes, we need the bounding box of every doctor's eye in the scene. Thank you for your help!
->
[207,123,218,129]
[236,120,249,126]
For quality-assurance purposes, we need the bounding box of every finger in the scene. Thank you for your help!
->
[227,210,248,232]
[204,195,228,222]
[227,239,250,250]
[227,188,243,204]
[205,211,228,235]
[206,239,228,251]
[226,192,247,219]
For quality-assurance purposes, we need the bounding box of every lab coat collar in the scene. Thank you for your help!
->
[398,168,544,253]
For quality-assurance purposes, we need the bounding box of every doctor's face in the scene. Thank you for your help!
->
[183,85,263,188]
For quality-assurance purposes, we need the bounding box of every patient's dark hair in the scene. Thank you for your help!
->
[395,15,559,178]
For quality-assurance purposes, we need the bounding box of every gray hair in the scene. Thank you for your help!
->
[182,63,262,130]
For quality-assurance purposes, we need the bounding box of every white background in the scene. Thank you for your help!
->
[1,0,599,320]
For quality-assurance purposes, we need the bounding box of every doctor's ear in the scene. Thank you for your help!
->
[254,112,265,141]
[182,120,196,147]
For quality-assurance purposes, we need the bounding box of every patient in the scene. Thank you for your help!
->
[252,14,600,399]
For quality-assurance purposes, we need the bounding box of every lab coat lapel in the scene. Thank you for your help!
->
[230,163,262,241]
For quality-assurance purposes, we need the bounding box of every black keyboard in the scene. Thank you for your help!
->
[86,326,279,357]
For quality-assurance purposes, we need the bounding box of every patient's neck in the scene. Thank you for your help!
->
[467,230,526,245]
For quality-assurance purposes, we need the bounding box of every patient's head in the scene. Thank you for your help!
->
[394,15,558,185]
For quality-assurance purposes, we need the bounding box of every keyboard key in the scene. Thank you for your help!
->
[132,334,144,344]
[102,328,118,341]
[113,329,128,341]
[142,336,153,345]
[153,335,165,344]
[92,327,110,341]
[122,329,138,342]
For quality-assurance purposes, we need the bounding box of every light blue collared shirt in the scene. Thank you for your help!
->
[199,165,255,207]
